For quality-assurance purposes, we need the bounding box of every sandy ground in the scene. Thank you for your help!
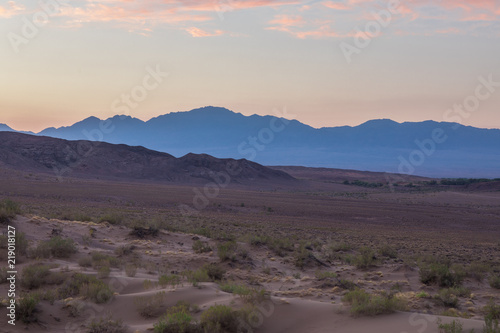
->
[1,215,493,333]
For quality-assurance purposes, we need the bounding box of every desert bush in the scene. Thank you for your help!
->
[483,316,500,333]
[353,247,377,269]
[0,267,8,283]
[154,302,201,333]
[466,262,490,282]
[483,301,500,320]
[204,263,225,281]
[419,258,463,287]
[337,278,357,291]
[379,244,398,259]
[192,240,211,254]
[200,305,239,333]
[87,315,126,333]
[98,265,111,279]
[21,264,50,289]
[220,282,251,296]
[249,235,294,257]
[16,293,39,324]
[489,275,500,289]
[217,241,238,262]
[124,264,137,277]
[14,231,29,256]
[436,288,462,308]
[91,252,121,268]
[240,288,268,305]
[0,198,21,224]
[342,289,405,316]
[159,274,182,288]
[32,236,77,259]
[59,273,113,304]
[98,213,123,225]
[184,268,210,287]
[114,244,135,256]
[134,291,166,318]
[79,256,93,267]
[437,318,463,333]
[315,270,338,280]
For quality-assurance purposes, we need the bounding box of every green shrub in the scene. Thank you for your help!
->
[483,316,500,333]
[15,232,29,256]
[98,213,123,225]
[16,294,39,324]
[32,236,77,259]
[220,282,251,296]
[114,244,135,256]
[159,274,182,288]
[0,199,21,224]
[91,252,121,268]
[200,305,238,333]
[124,264,137,277]
[192,240,211,254]
[342,289,405,316]
[379,244,398,259]
[483,301,500,320]
[490,275,500,289]
[353,247,377,269]
[466,262,490,282]
[204,263,225,281]
[217,241,238,262]
[184,268,210,287]
[437,318,463,333]
[134,291,166,318]
[21,264,50,289]
[436,288,460,308]
[87,315,126,333]
[98,265,111,279]
[78,256,93,267]
[315,270,338,280]
[59,273,113,304]
[419,258,463,287]
[154,302,201,333]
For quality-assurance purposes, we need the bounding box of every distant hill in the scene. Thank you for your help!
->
[2,106,500,178]
[0,132,294,184]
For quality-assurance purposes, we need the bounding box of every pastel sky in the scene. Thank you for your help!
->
[1,0,499,132]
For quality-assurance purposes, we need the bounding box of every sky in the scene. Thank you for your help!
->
[0,0,499,132]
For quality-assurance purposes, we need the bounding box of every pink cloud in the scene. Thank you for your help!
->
[322,1,351,10]
[0,1,25,18]
[185,27,225,37]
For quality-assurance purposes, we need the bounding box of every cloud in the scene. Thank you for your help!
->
[0,1,25,18]
[322,1,351,11]
[185,26,225,37]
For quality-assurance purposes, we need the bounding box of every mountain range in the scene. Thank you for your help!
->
[2,106,500,178]
[0,132,293,184]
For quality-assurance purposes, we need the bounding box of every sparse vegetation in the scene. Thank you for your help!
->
[87,315,126,333]
[16,293,39,324]
[31,236,77,259]
[342,288,406,316]
[134,291,167,318]
[0,198,21,224]
[154,302,201,333]
[419,257,464,287]
[489,275,500,289]
[437,318,463,333]
[353,247,377,269]
[159,274,182,288]
[217,240,238,262]
[200,304,239,333]
[192,240,211,254]
[20,264,65,289]
[59,273,113,304]
[124,264,137,277]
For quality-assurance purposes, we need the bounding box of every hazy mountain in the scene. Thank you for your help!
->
[2,106,500,178]
[0,132,294,184]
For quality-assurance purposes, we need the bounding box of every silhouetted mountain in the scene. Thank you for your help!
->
[2,106,500,177]
[0,132,294,184]
[0,124,15,132]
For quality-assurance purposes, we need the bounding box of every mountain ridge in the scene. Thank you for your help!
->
[2,106,500,178]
